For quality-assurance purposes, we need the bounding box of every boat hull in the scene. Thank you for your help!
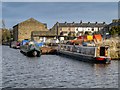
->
[20,49,41,57]
[57,49,111,64]
[20,42,41,57]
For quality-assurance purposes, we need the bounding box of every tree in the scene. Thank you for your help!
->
[2,19,6,29]
[109,26,120,36]
[2,28,11,42]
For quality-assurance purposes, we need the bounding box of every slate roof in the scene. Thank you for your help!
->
[13,18,47,28]
[56,22,107,27]
[31,31,57,36]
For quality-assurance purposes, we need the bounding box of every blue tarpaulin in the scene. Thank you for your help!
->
[21,40,29,45]
[37,42,44,47]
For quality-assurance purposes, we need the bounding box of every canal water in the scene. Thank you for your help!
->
[2,46,119,88]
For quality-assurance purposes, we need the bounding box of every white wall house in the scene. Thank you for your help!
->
[75,26,104,35]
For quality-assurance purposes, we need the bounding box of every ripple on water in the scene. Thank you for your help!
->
[2,46,119,88]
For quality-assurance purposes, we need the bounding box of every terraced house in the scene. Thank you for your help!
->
[50,21,107,40]
[13,18,48,41]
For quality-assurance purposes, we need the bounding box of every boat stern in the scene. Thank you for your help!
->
[95,57,111,64]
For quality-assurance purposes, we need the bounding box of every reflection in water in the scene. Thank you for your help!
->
[93,62,118,88]
[94,64,110,76]
[2,46,118,88]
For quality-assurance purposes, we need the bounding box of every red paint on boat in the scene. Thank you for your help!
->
[96,57,105,61]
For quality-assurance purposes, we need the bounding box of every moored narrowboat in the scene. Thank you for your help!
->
[10,41,20,49]
[57,44,111,64]
[20,41,41,57]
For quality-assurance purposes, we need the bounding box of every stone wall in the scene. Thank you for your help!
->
[13,25,18,41]
[103,37,120,59]
[13,18,48,41]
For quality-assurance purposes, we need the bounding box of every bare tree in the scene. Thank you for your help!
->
[2,19,5,29]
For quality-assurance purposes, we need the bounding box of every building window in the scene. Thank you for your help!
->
[92,28,94,31]
[68,28,71,30]
[60,31,63,36]
[60,28,62,31]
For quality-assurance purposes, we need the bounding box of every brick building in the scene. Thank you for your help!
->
[13,18,48,41]
[31,30,57,42]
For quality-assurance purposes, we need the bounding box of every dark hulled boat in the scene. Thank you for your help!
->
[20,41,41,57]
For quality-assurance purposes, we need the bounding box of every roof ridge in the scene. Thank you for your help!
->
[19,18,44,24]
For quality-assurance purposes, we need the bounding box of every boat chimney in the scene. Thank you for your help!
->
[95,22,98,24]
[103,22,106,24]
[88,22,90,24]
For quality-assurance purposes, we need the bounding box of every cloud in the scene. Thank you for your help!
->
[2,2,118,29]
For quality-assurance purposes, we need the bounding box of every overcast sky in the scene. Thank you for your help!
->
[2,2,118,29]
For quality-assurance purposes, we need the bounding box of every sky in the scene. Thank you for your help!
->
[2,2,119,29]
[1,0,120,2]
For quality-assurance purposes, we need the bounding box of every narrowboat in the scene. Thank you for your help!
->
[10,41,20,49]
[57,44,111,64]
[20,41,41,57]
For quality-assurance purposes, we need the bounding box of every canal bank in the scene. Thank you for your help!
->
[102,37,120,60]
[2,46,118,88]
